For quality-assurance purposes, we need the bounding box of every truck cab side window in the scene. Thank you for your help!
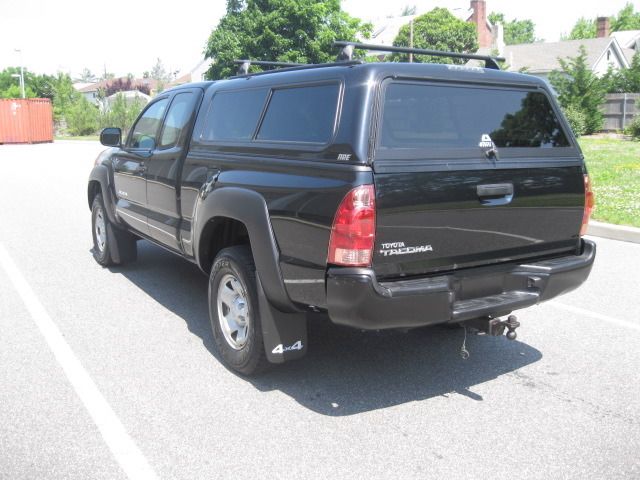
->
[202,88,268,142]
[160,93,197,149]
[257,83,339,143]
[128,98,169,149]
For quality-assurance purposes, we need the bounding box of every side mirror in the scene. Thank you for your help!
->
[100,127,122,147]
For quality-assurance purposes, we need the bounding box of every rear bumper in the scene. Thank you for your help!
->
[326,239,596,330]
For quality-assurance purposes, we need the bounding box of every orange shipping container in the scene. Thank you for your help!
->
[0,98,54,144]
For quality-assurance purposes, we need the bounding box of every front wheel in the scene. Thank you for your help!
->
[208,246,269,375]
[91,193,137,266]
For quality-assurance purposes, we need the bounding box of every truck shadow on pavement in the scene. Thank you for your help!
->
[115,241,543,417]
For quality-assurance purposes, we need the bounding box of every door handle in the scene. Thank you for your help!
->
[477,183,513,197]
[135,162,146,174]
[477,183,514,206]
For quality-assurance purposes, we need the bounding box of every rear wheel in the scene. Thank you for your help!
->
[208,246,269,375]
[91,193,137,266]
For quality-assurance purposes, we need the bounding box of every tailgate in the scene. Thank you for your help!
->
[373,166,584,278]
[371,80,585,279]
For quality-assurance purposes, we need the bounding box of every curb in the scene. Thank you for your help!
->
[587,221,640,244]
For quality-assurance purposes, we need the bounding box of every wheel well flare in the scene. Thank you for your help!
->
[199,217,250,272]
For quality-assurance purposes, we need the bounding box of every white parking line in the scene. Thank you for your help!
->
[549,301,640,332]
[0,243,158,480]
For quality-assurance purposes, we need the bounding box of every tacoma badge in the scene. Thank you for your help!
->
[379,242,433,256]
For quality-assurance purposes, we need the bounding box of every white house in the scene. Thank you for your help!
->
[611,29,640,52]
[170,60,210,86]
[502,37,633,80]
[105,90,151,108]
[477,15,636,81]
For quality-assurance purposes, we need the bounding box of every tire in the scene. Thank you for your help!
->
[91,193,137,266]
[208,246,269,375]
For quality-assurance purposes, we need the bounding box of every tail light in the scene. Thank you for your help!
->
[328,184,376,266]
[580,174,595,236]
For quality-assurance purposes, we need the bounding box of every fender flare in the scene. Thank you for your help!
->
[194,187,297,313]
[87,164,120,226]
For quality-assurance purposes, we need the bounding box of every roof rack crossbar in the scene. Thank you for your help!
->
[230,59,363,78]
[233,59,306,75]
[333,41,505,70]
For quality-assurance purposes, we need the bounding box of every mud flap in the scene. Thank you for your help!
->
[257,276,307,364]
[106,222,137,264]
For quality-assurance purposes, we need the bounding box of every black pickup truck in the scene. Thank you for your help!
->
[88,43,596,374]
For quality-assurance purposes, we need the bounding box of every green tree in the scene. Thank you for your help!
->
[622,52,640,92]
[565,4,640,40]
[0,69,81,123]
[562,104,587,137]
[28,73,57,100]
[66,96,99,135]
[0,67,39,98]
[601,65,624,93]
[391,8,478,63]
[102,93,145,135]
[565,17,597,40]
[612,2,640,31]
[0,68,105,133]
[549,46,605,134]
[226,0,245,14]
[0,84,31,99]
[626,115,640,139]
[76,68,97,83]
[204,0,371,80]
[488,12,537,45]
[604,52,640,93]
[50,73,81,124]
[150,58,172,93]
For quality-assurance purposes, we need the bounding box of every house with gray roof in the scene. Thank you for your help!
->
[468,17,637,83]
[502,37,633,80]
[611,30,640,51]
[365,0,500,53]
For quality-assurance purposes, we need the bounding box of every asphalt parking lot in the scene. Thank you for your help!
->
[1,141,639,480]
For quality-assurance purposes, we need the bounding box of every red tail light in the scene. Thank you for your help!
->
[328,184,376,266]
[580,174,595,236]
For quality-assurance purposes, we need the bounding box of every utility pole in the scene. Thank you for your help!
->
[409,20,414,63]
[14,49,25,98]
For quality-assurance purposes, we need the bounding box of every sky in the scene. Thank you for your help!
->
[0,0,637,79]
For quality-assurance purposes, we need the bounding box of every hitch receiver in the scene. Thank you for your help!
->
[464,315,520,340]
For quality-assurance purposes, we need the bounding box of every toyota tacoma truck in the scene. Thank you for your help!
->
[88,42,596,375]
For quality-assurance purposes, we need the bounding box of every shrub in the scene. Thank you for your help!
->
[549,46,605,134]
[100,93,146,136]
[65,96,99,136]
[563,105,587,137]
[625,115,640,140]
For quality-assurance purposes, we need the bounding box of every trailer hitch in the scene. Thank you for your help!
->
[457,315,521,360]
[465,315,520,340]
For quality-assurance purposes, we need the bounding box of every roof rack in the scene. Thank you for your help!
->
[234,60,305,75]
[231,59,363,78]
[333,41,505,70]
